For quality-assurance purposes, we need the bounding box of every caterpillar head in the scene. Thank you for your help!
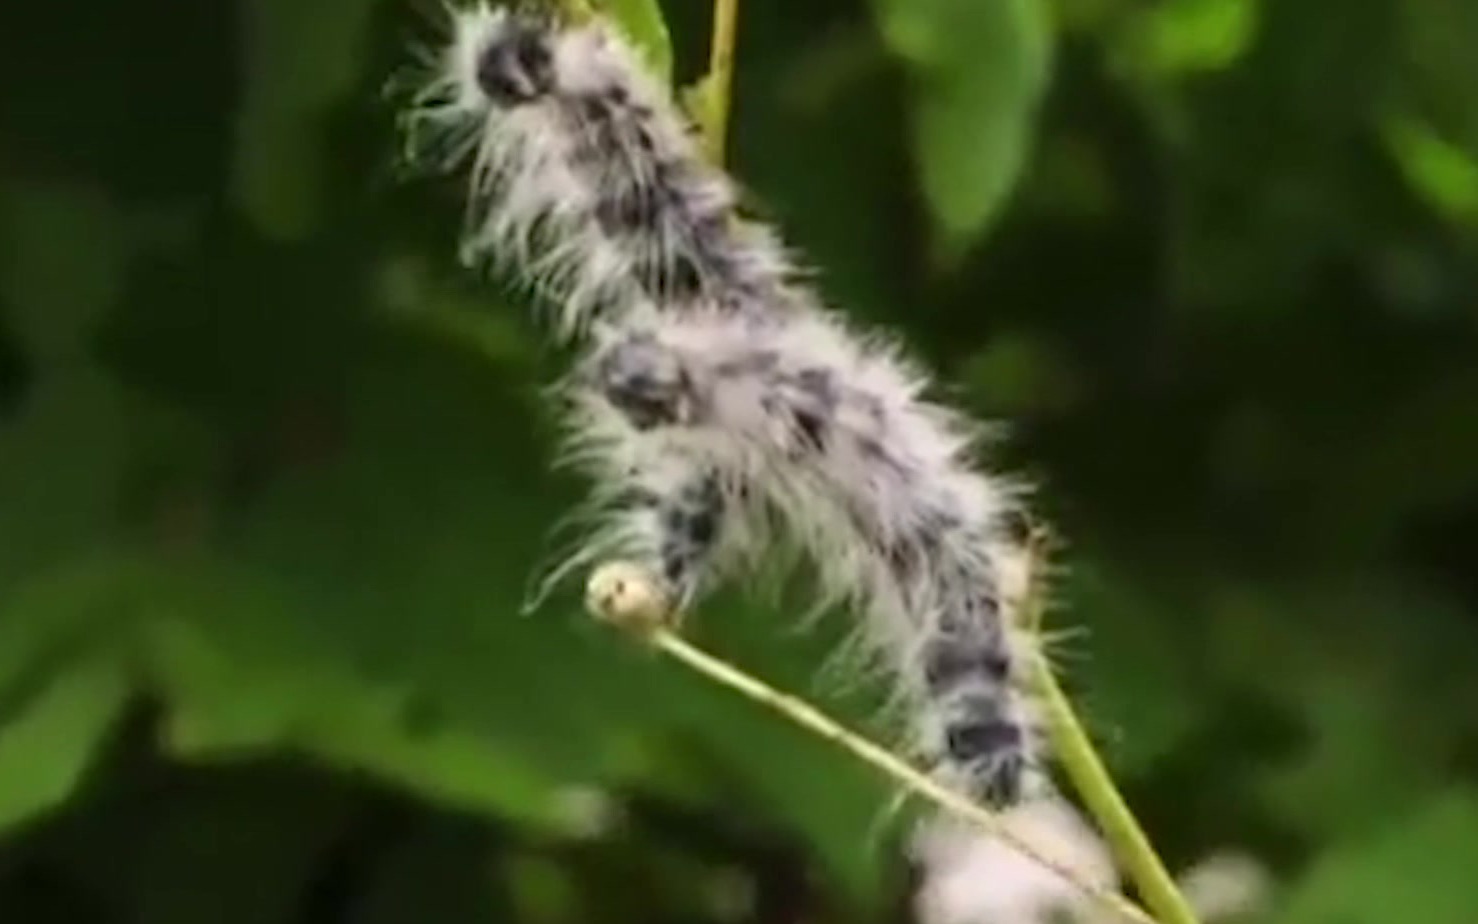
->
[456,7,557,106]
[391,4,557,174]
[472,10,558,105]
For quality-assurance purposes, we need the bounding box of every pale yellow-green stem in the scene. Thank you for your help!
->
[1017,534,1200,924]
[1033,656,1201,924]
[649,628,1160,924]
[705,0,740,165]
[587,561,1156,921]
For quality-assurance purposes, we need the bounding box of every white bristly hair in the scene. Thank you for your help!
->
[395,0,1052,823]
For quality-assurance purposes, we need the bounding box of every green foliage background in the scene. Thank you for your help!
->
[1,0,1477,921]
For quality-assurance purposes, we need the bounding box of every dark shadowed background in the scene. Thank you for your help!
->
[1,0,1477,921]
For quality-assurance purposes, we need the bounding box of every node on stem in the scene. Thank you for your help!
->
[586,561,675,639]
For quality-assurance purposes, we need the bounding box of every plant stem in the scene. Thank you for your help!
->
[1033,657,1201,924]
[1016,534,1199,924]
[705,0,740,165]
[648,628,1159,924]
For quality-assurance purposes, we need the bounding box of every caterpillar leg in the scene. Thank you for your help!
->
[883,518,1038,808]
[573,453,730,627]
[641,463,728,610]
[588,461,727,626]
[917,593,1038,807]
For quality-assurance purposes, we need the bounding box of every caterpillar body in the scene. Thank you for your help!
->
[398,4,1046,810]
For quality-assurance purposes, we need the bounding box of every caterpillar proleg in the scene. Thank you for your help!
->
[396,2,1048,813]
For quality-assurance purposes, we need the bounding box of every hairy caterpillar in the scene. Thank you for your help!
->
[397,3,1047,810]
[399,3,796,338]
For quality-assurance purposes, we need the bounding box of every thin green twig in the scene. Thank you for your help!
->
[705,0,740,165]
[649,628,1160,924]
[1035,662,1200,924]
[585,563,1156,922]
[1019,537,1201,924]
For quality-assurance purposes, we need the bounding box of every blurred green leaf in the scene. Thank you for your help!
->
[1056,560,1204,777]
[1302,366,1478,546]
[0,654,128,831]
[0,370,133,587]
[870,0,1054,261]
[504,851,581,923]
[1205,581,1474,842]
[1400,0,1478,152]
[1381,114,1478,226]
[1258,671,1445,841]
[1048,0,1119,35]
[960,330,1081,415]
[1276,790,1478,924]
[0,181,128,361]
[148,615,567,830]
[600,0,674,86]
[1117,0,1259,77]
[374,257,539,376]
[0,556,141,707]
[231,0,377,239]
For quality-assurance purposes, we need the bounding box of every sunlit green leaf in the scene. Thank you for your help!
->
[1381,114,1478,226]
[0,654,129,831]
[600,0,674,86]
[1119,0,1259,77]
